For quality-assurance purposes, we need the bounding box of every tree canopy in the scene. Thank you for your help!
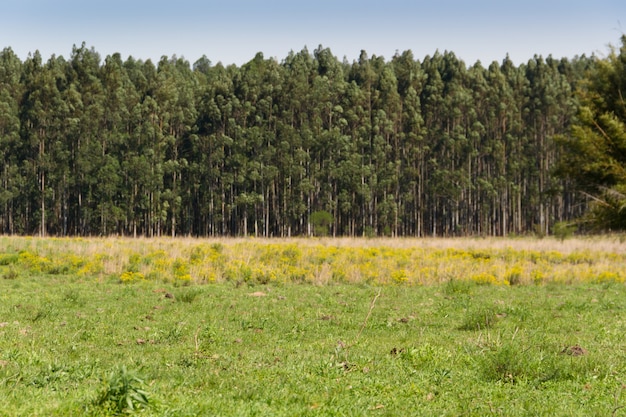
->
[0,41,613,237]
[557,36,626,231]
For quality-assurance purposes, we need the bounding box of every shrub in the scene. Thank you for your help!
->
[505,265,524,286]
[593,271,624,283]
[310,210,333,237]
[119,271,144,283]
[553,221,577,241]
[470,272,499,286]
[172,258,191,282]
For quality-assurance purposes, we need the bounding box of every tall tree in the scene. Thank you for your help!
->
[65,43,106,235]
[557,36,626,230]
[392,50,426,236]
[0,43,604,237]
[155,56,197,236]
[0,47,23,234]
[20,52,69,236]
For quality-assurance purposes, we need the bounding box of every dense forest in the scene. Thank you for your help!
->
[0,39,622,238]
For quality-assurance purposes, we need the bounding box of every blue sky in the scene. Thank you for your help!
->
[1,0,624,66]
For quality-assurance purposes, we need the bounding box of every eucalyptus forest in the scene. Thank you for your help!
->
[0,37,625,238]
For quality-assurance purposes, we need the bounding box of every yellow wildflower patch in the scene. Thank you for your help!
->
[1,236,625,286]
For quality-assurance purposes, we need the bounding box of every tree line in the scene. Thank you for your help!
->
[0,42,604,237]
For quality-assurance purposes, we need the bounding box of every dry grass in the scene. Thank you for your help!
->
[3,234,625,254]
[2,235,625,286]
[312,235,626,253]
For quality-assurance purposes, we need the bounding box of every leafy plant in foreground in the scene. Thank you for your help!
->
[93,366,149,414]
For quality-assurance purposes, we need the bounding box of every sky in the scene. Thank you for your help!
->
[1,0,624,67]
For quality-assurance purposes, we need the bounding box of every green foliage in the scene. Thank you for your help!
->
[443,278,473,295]
[2,267,18,280]
[175,287,202,303]
[62,288,82,305]
[553,221,577,241]
[0,253,19,265]
[557,36,626,231]
[0,41,608,237]
[94,366,150,414]
[310,210,333,237]
[458,305,499,331]
[477,340,600,386]
[478,342,531,383]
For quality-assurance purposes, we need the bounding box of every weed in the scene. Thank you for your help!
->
[175,287,202,303]
[31,302,56,322]
[505,265,524,285]
[0,253,19,265]
[161,324,186,343]
[478,342,531,383]
[458,305,499,331]
[125,253,142,273]
[62,288,82,305]
[444,279,472,295]
[93,366,149,414]
[120,271,144,283]
[478,340,599,386]
[210,242,224,253]
[2,267,19,280]
[194,325,221,353]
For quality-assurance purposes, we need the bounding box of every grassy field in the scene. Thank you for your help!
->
[1,236,626,415]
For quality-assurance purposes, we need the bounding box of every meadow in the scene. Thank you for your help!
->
[0,236,625,416]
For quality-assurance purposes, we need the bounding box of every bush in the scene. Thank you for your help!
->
[553,221,577,241]
[310,210,333,237]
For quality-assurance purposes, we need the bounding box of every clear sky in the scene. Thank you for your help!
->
[1,0,624,66]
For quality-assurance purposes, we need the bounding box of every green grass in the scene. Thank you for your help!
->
[1,273,626,416]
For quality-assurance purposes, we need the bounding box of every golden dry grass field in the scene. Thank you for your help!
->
[2,235,625,286]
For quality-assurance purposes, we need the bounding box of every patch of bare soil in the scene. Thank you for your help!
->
[560,345,587,356]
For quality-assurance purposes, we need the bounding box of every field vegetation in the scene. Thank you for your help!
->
[2,235,626,286]
[0,236,625,415]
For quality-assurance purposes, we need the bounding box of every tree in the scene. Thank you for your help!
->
[65,43,106,235]
[20,52,70,236]
[557,36,626,230]
[0,43,600,237]
[0,47,23,234]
